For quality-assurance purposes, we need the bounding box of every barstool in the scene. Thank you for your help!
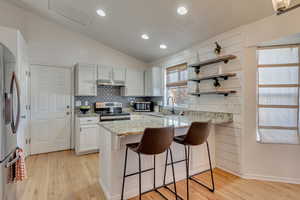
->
[121,126,179,200]
[163,122,215,200]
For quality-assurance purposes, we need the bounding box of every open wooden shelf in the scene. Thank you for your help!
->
[189,90,236,97]
[189,72,236,82]
[189,55,237,73]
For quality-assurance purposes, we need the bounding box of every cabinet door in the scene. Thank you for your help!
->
[98,65,112,81]
[144,69,151,96]
[75,64,97,96]
[151,67,163,96]
[125,69,144,96]
[144,67,162,96]
[113,67,126,82]
[79,125,98,152]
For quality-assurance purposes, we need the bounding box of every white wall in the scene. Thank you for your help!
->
[152,8,300,182]
[0,1,148,69]
[241,9,300,183]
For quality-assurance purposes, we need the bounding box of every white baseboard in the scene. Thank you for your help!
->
[215,165,241,177]
[216,165,300,184]
[242,173,300,185]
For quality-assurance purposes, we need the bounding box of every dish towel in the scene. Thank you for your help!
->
[14,148,27,182]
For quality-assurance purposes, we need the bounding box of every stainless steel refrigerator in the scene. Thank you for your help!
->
[0,43,21,200]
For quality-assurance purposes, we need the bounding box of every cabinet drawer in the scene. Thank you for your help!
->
[79,117,99,124]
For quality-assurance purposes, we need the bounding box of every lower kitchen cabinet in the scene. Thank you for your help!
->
[75,116,99,155]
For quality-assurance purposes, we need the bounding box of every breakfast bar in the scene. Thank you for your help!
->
[98,112,233,200]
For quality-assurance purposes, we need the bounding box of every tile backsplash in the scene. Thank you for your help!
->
[75,86,162,108]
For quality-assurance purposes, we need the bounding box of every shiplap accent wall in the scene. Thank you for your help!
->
[152,28,245,174]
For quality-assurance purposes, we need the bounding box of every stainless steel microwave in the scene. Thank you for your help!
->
[133,102,154,112]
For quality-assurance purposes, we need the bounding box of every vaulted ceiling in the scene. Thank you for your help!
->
[10,0,274,62]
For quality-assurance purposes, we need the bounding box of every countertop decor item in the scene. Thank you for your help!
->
[79,105,90,114]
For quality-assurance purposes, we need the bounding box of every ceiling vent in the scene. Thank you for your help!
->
[48,0,92,26]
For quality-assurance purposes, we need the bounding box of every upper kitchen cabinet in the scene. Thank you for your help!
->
[97,65,112,81]
[122,68,144,96]
[113,67,126,82]
[97,65,126,85]
[144,67,163,96]
[75,63,97,96]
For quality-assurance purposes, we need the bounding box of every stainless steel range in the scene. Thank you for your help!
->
[94,102,131,121]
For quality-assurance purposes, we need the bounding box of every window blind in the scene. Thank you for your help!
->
[165,63,188,106]
[257,46,300,144]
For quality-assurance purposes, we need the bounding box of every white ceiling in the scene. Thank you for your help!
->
[10,0,274,62]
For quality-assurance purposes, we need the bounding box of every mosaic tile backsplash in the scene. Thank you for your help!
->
[75,86,162,108]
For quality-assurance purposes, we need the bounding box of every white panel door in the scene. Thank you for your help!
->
[30,65,71,155]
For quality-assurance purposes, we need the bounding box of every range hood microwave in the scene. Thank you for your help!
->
[97,79,125,86]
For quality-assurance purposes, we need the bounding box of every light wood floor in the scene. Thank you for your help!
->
[17,150,300,200]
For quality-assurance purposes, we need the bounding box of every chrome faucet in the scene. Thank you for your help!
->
[167,96,176,114]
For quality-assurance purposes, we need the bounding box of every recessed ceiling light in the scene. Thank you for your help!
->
[96,9,106,17]
[160,44,167,49]
[177,6,188,15]
[141,34,149,40]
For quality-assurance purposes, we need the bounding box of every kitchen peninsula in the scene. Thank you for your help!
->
[98,112,233,200]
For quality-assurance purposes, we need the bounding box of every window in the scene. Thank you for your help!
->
[257,46,300,144]
[165,63,188,106]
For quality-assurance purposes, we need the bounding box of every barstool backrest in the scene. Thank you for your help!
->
[183,122,210,145]
[137,126,174,155]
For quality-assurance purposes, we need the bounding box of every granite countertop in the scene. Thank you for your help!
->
[76,113,99,118]
[99,112,233,136]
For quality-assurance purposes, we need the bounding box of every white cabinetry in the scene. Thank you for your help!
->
[123,68,144,96]
[75,116,99,155]
[144,67,163,96]
[113,67,126,82]
[98,65,112,81]
[75,63,97,96]
[97,65,126,83]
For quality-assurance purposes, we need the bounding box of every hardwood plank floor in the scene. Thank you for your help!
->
[17,150,300,200]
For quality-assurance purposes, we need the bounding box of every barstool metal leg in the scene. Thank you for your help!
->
[188,142,215,192]
[169,148,178,200]
[184,145,190,200]
[121,146,129,200]
[163,149,169,185]
[206,141,215,192]
[153,155,156,189]
[138,153,142,200]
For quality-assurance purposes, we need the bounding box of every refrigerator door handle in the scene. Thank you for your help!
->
[5,154,20,168]
[0,147,18,164]
[10,72,21,134]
